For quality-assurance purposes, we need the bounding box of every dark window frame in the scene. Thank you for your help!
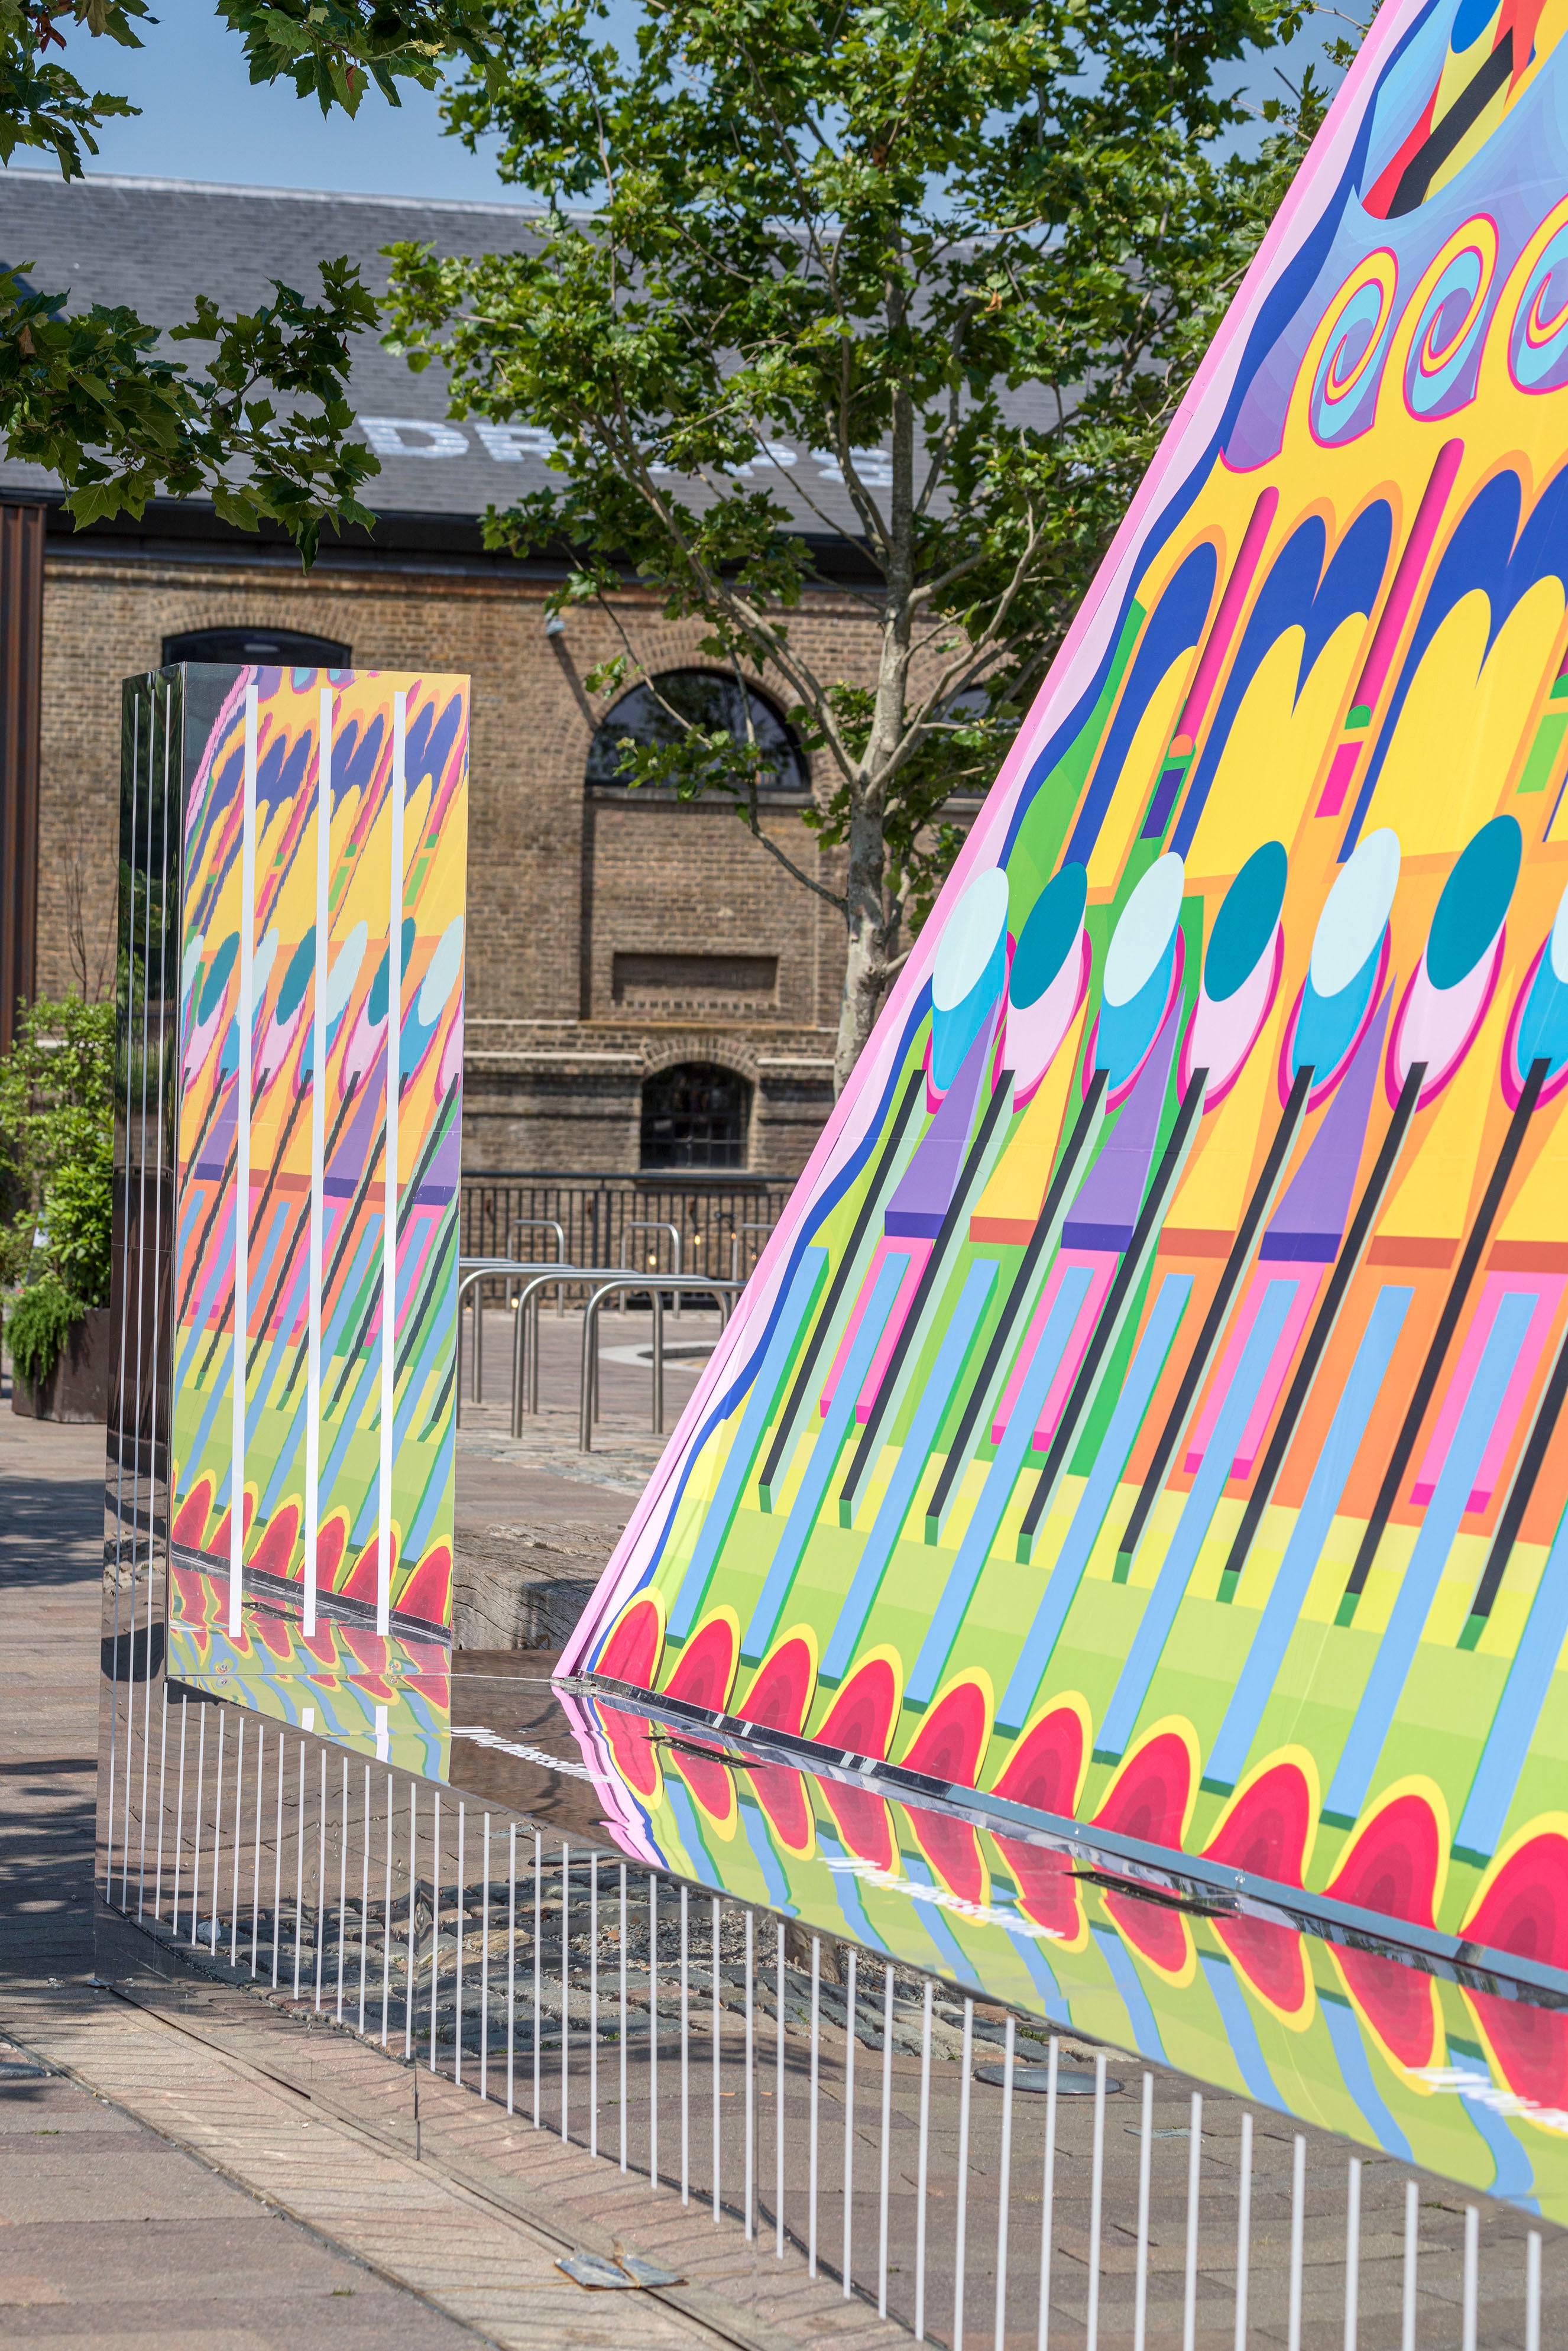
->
[163,625,352,668]
[640,1061,753,1171]
[587,668,808,795]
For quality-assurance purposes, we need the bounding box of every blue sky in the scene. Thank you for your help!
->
[9,0,529,201]
[8,0,1326,201]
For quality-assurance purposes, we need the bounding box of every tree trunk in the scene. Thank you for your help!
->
[834,790,889,1093]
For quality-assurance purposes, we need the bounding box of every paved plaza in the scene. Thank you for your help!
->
[1,1335,1561,2346]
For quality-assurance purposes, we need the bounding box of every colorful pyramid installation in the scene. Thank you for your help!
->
[563,0,1568,1977]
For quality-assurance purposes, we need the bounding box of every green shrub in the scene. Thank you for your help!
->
[7,1275,89,1391]
[0,993,115,1306]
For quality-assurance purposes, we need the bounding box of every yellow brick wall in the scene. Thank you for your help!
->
[38,549,874,1172]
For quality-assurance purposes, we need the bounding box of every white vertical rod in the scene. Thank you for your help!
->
[481,1814,491,2102]
[620,1864,629,2172]
[954,1997,973,2351]
[209,1713,225,1951]
[358,1765,371,2036]
[506,1824,517,2110]
[711,1895,721,2223]
[1401,2178,1417,2351]
[153,1687,170,1923]
[649,1876,659,2185]
[744,1909,755,2237]
[1086,2049,1106,2351]
[404,1783,417,2058]
[843,1948,857,2299]
[335,1754,348,2021]
[230,683,258,1636]
[1527,2228,1541,2351]
[315,1748,327,2010]
[1290,2134,1306,2351]
[429,1791,441,2071]
[1134,2071,1152,2351]
[809,1937,821,2275]
[229,1716,245,1958]
[304,685,331,1633]
[994,2015,1014,2351]
[381,1772,393,2045]
[1462,2206,1478,2351]
[170,1696,187,1936]
[915,1979,934,2342]
[250,1724,264,1975]
[1344,2156,1362,2351]
[776,1919,785,2258]
[190,1706,207,1944]
[534,1834,543,2126]
[271,1730,283,1986]
[1234,2109,1252,2351]
[1037,2038,1059,2351]
[590,1857,600,2155]
[879,1968,894,2317]
[680,1882,690,2203]
[376,689,406,1637]
[292,1740,304,1999]
[560,1839,570,2139]
[1184,2087,1213,2342]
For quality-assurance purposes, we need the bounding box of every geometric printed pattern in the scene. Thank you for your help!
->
[565,0,1568,1980]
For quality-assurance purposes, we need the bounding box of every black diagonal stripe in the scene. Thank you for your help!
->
[1116,1067,1312,1570]
[1467,1258,1568,1625]
[1019,1070,1207,1547]
[1389,31,1513,217]
[1342,1056,1547,1605]
[756,1068,925,1501]
[922,1072,1107,1535]
[1219,1060,1424,1591]
[837,1076,1016,1518]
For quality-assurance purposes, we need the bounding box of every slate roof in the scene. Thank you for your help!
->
[0,170,882,552]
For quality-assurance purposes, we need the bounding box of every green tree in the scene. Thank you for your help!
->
[2,0,501,558]
[383,0,1323,1087]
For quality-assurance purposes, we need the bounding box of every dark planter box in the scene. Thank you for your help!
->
[9,1305,114,1424]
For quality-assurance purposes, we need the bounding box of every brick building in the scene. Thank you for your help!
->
[0,174,896,1178]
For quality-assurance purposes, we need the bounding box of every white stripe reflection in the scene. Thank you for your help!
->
[230,682,259,1636]
[304,687,332,1634]
[377,689,407,1635]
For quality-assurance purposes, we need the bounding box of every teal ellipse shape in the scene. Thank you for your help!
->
[1427,817,1521,990]
[196,932,238,1025]
[276,928,317,1026]
[1011,864,1087,1012]
[1203,841,1287,1004]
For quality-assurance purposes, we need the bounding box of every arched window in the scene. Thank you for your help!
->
[587,670,807,793]
[640,1063,751,1170]
[163,625,351,668]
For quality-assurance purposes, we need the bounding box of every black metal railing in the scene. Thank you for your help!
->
[459,1172,794,1296]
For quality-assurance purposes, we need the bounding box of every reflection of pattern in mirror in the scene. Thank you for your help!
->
[112,662,469,1673]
